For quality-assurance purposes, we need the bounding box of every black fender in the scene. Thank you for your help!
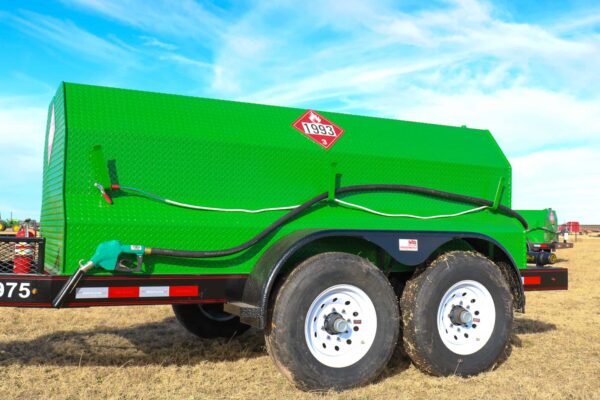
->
[239,229,525,328]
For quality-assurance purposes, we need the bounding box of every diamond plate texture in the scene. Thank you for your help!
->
[39,83,525,276]
[40,84,66,273]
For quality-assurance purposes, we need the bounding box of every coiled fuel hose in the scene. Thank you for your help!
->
[107,183,528,258]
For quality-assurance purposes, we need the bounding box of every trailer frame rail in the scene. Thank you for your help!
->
[0,273,247,308]
[521,267,568,291]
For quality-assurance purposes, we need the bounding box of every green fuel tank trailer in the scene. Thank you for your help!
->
[518,208,558,245]
[40,82,526,276]
[8,82,572,391]
[518,207,572,257]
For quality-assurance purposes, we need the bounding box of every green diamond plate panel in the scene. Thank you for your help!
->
[39,82,526,276]
[40,83,67,273]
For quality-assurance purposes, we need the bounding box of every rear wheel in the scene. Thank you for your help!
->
[401,251,513,376]
[172,303,250,338]
[266,252,399,391]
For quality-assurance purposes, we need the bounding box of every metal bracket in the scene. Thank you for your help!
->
[328,162,339,203]
[91,145,111,188]
[491,177,505,212]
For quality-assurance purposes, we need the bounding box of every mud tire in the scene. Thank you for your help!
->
[401,251,513,376]
[265,252,399,391]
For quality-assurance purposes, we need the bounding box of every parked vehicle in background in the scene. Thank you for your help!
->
[559,221,580,235]
[517,208,575,266]
[0,214,20,233]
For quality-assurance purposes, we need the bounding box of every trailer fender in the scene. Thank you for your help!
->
[234,229,524,328]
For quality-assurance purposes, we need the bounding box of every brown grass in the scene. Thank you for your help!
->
[1,239,599,399]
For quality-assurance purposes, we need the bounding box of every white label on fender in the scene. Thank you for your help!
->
[399,239,418,252]
[139,286,169,297]
[75,287,109,299]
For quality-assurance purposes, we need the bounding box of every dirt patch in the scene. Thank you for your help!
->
[0,240,599,399]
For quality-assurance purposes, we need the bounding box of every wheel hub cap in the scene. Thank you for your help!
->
[436,280,496,355]
[450,306,473,325]
[324,313,349,334]
[304,284,378,368]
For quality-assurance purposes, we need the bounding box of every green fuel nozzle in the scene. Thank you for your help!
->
[90,240,146,272]
[52,240,146,308]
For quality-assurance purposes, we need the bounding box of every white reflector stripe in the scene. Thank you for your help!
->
[76,287,109,299]
[139,286,169,297]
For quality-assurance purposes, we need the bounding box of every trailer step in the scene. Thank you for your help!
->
[224,302,261,327]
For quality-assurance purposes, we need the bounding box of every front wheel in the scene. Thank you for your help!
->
[266,252,399,391]
[401,251,513,376]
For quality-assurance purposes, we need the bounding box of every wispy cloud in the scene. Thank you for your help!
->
[162,54,213,70]
[236,56,462,105]
[211,0,600,101]
[61,0,227,42]
[512,148,600,221]
[386,87,600,155]
[140,35,177,50]
[9,11,135,65]
[0,102,46,218]
[0,104,46,154]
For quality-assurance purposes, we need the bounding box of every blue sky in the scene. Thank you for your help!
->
[0,0,599,222]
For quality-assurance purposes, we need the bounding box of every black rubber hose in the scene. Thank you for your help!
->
[152,192,328,258]
[150,184,528,258]
[336,184,528,228]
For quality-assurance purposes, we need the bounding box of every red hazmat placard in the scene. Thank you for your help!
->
[292,110,345,149]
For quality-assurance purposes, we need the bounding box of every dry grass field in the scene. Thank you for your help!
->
[1,238,599,399]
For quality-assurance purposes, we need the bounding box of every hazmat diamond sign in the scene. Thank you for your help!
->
[292,110,345,149]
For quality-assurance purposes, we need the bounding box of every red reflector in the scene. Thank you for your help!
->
[169,286,199,297]
[108,286,140,298]
[540,244,549,249]
[524,276,541,285]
